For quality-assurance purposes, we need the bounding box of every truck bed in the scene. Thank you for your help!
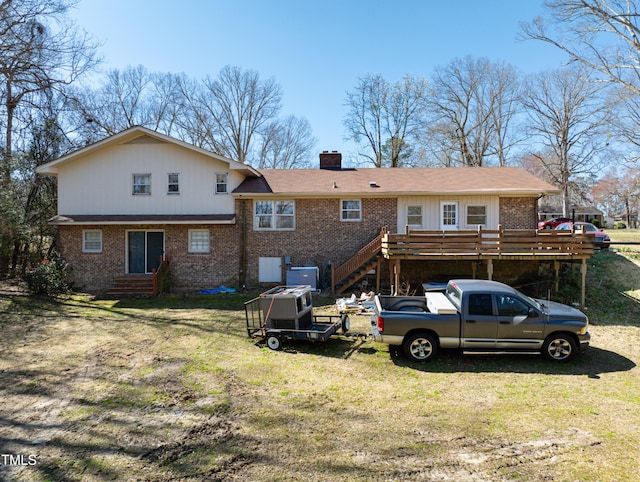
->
[375,292,459,314]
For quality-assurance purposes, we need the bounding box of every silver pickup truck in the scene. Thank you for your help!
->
[371,279,590,363]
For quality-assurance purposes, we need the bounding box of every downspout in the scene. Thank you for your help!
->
[240,199,247,290]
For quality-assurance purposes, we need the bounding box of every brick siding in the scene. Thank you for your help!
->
[242,197,397,286]
[499,197,537,229]
[59,223,242,293]
[58,196,540,293]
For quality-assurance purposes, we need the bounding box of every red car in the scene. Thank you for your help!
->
[538,217,572,229]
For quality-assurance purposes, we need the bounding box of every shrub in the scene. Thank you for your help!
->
[591,218,601,228]
[25,254,72,295]
[614,221,627,229]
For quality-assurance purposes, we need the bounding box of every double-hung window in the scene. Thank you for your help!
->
[255,200,295,230]
[341,199,362,222]
[83,230,102,253]
[133,174,151,195]
[466,205,487,226]
[216,172,228,194]
[407,205,423,227]
[168,173,179,194]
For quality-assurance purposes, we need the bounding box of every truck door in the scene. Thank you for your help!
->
[462,293,497,349]
[495,294,545,350]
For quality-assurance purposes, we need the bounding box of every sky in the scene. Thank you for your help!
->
[70,0,569,164]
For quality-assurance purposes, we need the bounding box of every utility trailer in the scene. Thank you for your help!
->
[245,285,351,350]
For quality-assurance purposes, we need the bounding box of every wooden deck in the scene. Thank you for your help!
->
[382,226,595,260]
[381,226,594,307]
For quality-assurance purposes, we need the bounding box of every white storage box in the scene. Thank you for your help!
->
[425,292,458,314]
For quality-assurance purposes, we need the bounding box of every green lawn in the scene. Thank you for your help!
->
[0,249,639,481]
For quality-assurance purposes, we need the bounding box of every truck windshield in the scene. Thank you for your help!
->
[514,289,541,310]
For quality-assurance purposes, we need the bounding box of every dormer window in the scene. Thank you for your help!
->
[133,174,151,195]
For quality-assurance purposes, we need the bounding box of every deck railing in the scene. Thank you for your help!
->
[382,225,595,258]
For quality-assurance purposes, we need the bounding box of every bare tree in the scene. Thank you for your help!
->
[0,0,98,184]
[425,56,521,167]
[257,115,316,169]
[69,66,183,142]
[198,65,282,164]
[592,165,640,226]
[522,66,611,216]
[521,0,640,95]
[344,73,429,167]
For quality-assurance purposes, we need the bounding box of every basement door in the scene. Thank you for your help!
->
[128,231,164,274]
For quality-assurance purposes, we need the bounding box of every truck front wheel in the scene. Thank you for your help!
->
[403,332,438,362]
[542,333,577,362]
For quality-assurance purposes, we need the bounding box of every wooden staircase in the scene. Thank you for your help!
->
[107,274,154,296]
[332,228,387,295]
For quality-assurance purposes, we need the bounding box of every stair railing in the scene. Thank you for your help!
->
[152,254,171,296]
[332,227,387,294]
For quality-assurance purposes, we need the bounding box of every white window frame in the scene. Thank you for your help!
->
[341,199,362,222]
[466,204,487,227]
[188,229,210,253]
[215,172,228,194]
[82,229,103,253]
[407,205,423,228]
[133,173,151,195]
[440,201,459,230]
[254,200,296,231]
[167,173,180,194]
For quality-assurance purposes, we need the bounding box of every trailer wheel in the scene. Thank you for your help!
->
[341,315,351,334]
[403,332,438,362]
[266,334,282,351]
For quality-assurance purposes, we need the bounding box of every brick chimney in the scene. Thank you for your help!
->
[319,151,342,170]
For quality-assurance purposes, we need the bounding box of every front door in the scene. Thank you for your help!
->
[440,202,459,230]
[128,231,164,274]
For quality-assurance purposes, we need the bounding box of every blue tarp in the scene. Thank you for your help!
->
[198,285,237,295]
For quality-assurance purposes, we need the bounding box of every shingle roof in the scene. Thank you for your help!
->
[233,167,559,196]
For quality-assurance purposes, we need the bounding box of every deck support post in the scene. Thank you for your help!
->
[471,261,477,279]
[580,258,587,309]
[390,259,400,295]
[487,258,493,280]
[554,260,560,293]
[376,258,381,293]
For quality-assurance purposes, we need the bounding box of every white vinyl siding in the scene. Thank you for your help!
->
[82,230,102,253]
[397,195,500,231]
[57,141,239,215]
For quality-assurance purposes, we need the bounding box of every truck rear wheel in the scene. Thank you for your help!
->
[542,333,577,362]
[403,332,438,362]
